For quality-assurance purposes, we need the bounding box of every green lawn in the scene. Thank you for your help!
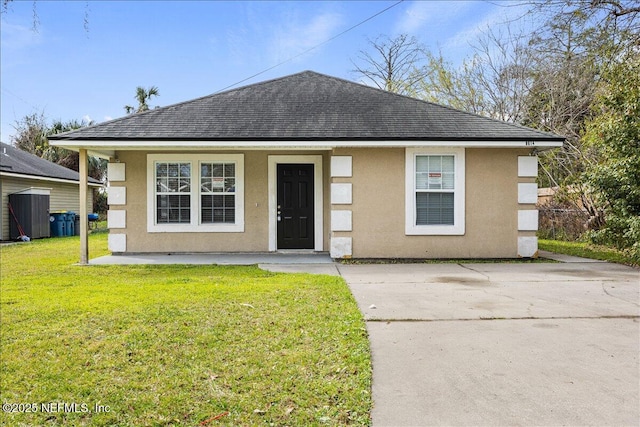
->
[539,239,639,267]
[0,234,371,426]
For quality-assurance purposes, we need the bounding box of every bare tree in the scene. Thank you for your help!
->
[469,27,538,123]
[352,34,429,95]
[523,9,600,188]
[405,24,538,124]
[407,52,488,115]
[524,0,640,50]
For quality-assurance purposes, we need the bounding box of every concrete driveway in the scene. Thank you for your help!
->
[338,260,640,426]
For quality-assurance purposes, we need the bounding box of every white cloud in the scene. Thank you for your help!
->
[226,25,254,66]
[269,11,345,64]
[224,5,344,70]
[104,116,113,122]
[0,22,41,50]
[82,114,92,124]
[395,1,472,34]
[395,2,435,33]
[444,3,532,51]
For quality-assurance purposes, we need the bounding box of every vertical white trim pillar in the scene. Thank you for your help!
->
[517,155,539,258]
[79,149,89,265]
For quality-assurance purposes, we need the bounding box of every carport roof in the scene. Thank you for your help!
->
[0,142,101,184]
[49,71,564,144]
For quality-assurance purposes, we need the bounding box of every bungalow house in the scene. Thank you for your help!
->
[0,142,101,240]
[49,71,563,261]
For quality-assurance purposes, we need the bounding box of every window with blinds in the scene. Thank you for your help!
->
[405,148,465,236]
[200,162,236,224]
[155,162,191,224]
[415,155,455,225]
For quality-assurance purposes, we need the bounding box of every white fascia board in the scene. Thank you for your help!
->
[49,139,563,151]
[47,141,114,159]
[0,171,102,187]
[51,140,332,152]
[331,140,564,148]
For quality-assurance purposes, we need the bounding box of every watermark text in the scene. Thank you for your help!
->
[2,402,111,414]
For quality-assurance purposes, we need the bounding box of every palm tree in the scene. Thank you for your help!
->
[47,119,106,181]
[124,86,159,114]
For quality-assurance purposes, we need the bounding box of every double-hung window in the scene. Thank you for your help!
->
[405,147,465,235]
[200,162,236,224]
[155,162,191,224]
[147,154,244,233]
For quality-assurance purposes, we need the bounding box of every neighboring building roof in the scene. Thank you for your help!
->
[50,70,564,143]
[0,142,101,184]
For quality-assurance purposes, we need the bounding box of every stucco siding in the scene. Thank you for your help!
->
[1,176,93,240]
[110,147,530,257]
[333,147,528,258]
[112,150,330,253]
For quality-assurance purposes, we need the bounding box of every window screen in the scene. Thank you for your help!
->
[415,155,455,226]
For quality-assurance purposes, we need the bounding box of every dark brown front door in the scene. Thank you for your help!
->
[277,164,314,249]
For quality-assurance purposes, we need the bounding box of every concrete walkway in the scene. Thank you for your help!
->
[90,252,335,265]
[538,249,608,263]
[90,252,343,275]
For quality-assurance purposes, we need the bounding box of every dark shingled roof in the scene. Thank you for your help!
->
[0,142,100,184]
[50,71,563,142]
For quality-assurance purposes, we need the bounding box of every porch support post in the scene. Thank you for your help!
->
[79,148,89,265]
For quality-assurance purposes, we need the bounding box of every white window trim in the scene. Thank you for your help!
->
[147,153,244,233]
[405,147,465,235]
[267,155,323,252]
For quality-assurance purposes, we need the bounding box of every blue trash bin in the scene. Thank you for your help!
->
[65,212,74,236]
[49,212,66,237]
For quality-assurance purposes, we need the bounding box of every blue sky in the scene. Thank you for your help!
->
[1,1,529,141]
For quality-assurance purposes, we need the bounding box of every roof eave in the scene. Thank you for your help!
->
[50,138,564,152]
